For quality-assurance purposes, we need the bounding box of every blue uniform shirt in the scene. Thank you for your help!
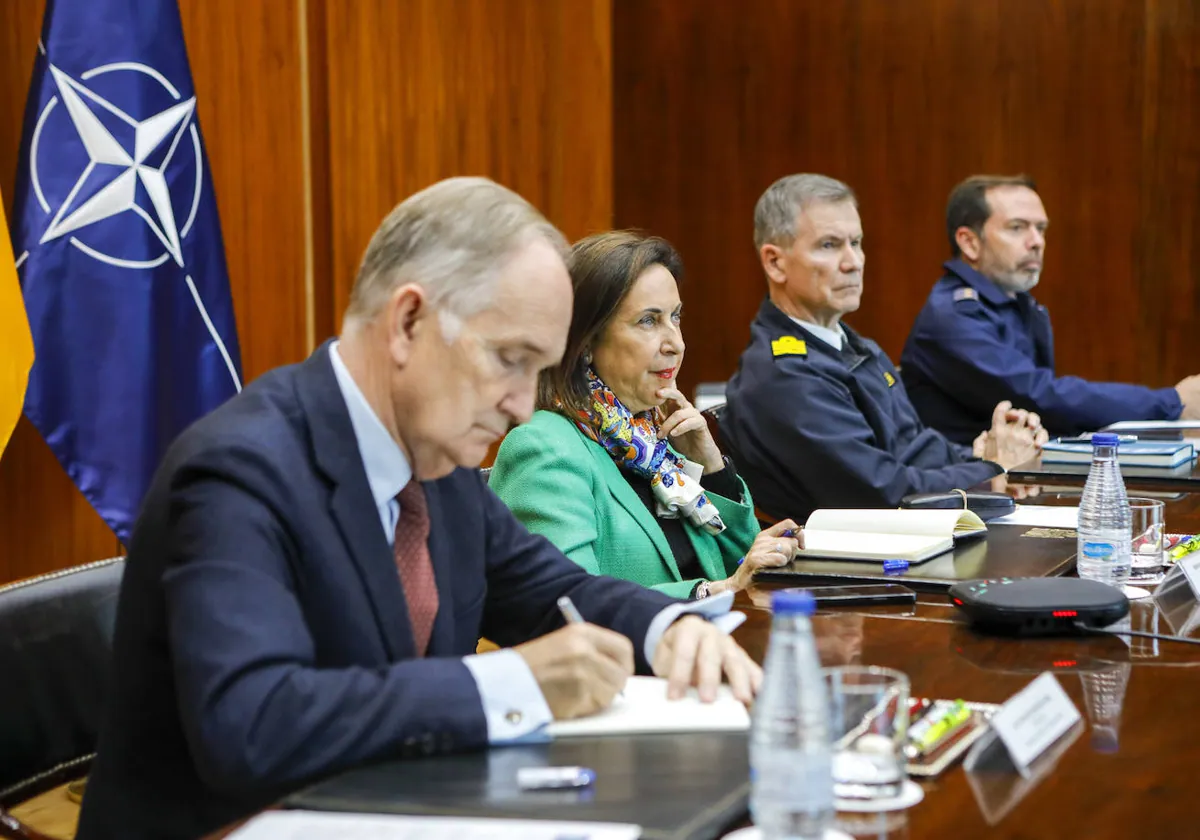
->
[900,260,1182,443]
[720,299,1002,522]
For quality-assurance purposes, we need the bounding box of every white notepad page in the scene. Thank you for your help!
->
[546,675,750,738]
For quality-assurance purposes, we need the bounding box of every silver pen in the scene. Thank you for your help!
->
[557,595,586,625]
[556,595,625,698]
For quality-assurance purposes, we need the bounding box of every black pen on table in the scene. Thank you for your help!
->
[557,595,625,698]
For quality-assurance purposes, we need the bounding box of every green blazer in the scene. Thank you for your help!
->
[489,410,760,599]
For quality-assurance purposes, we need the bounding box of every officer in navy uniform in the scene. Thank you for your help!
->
[900,175,1200,443]
[720,174,1045,523]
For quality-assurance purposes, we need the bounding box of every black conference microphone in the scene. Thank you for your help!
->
[948,577,1129,637]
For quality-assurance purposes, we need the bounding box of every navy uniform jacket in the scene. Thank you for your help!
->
[720,299,1001,523]
[76,342,675,840]
[900,259,1182,443]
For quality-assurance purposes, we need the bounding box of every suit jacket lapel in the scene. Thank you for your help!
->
[422,484,456,656]
[296,341,413,660]
[588,442,681,580]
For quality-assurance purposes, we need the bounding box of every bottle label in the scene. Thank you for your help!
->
[1082,541,1116,560]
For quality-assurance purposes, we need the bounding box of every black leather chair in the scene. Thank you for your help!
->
[0,558,124,839]
[701,404,725,449]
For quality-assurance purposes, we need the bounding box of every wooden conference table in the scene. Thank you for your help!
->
[211,484,1200,840]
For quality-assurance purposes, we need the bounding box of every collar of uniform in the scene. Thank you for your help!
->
[758,299,870,368]
[942,258,1019,308]
[788,315,843,350]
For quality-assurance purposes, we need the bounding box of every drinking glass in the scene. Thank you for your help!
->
[1128,497,1166,584]
[824,665,910,801]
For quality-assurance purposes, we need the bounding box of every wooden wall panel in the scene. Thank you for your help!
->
[178,0,311,383]
[613,0,1199,398]
[321,0,613,319]
[0,0,119,581]
[1139,0,1200,386]
[0,0,310,582]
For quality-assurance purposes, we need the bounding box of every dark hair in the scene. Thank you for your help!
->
[946,175,1038,257]
[537,231,684,417]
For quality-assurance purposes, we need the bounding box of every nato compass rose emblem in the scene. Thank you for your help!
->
[22,57,241,391]
[26,60,204,270]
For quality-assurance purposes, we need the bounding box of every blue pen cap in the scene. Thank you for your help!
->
[1090,433,1120,447]
[883,559,909,574]
[771,589,816,616]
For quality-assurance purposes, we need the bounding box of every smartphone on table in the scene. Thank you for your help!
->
[785,583,917,608]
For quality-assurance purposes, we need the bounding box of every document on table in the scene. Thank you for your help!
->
[546,675,750,738]
[988,505,1079,529]
[227,811,641,840]
[1104,420,1200,431]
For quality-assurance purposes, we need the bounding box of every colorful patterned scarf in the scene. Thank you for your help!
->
[572,367,726,535]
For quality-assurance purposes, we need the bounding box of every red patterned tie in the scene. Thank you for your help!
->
[394,481,439,656]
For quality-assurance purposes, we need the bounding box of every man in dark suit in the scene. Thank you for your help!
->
[77,178,759,840]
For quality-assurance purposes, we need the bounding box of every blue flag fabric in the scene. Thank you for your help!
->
[13,0,242,545]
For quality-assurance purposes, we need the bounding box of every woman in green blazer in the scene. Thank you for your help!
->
[490,231,802,599]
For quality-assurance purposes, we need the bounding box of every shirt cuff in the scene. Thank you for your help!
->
[462,649,553,744]
[642,590,747,664]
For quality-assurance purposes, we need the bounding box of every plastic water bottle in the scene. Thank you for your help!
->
[1076,433,1132,589]
[750,590,834,839]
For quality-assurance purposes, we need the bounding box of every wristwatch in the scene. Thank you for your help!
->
[693,580,712,600]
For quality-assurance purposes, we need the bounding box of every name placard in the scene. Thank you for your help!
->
[989,672,1081,777]
[1177,553,1200,600]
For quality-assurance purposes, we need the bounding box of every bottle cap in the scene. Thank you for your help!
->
[771,589,817,616]
[1090,433,1120,447]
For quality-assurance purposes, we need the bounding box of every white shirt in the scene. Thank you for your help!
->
[790,315,845,351]
[328,341,741,742]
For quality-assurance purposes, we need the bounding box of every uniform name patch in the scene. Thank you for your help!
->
[953,287,978,302]
[771,336,807,357]
[883,371,896,387]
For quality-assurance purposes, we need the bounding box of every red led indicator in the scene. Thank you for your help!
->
[953,598,963,605]
[1053,660,1078,668]
[1052,610,1078,618]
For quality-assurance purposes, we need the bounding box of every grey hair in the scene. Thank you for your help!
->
[343,176,568,338]
[753,174,857,251]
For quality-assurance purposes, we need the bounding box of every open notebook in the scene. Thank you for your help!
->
[546,676,749,738]
[793,508,987,564]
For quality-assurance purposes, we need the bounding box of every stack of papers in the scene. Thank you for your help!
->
[1104,420,1200,432]
[989,506,1079,529]
[229,812,641,839]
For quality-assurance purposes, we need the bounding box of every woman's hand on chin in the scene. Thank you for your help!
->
[656,386,724,473]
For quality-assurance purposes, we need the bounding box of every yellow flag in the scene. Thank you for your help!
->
[0,192,34,458]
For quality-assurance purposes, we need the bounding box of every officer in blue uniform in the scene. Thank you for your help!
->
[720,174,1043,523]
[901,175,1200,443]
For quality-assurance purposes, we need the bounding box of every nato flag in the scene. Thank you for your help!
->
[12,0,243,545]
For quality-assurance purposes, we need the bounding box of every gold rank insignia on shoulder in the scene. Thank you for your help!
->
[883,371,896,387]
[771,336,807,357]
[952,287,978,302]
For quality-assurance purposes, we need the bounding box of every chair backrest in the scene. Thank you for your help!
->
[693,381,727,413]
[0,558,125,807]
[701,404,726,449]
